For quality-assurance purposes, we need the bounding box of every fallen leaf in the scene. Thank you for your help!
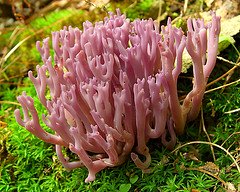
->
[199,162,220,175]
[226,182,236,192]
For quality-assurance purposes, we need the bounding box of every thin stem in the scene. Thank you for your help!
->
[205,78,240,94]
[221,132,240,147]
[201,108,216,161]
[0,101,21,106]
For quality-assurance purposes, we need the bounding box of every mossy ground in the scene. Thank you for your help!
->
[0,0,239,191]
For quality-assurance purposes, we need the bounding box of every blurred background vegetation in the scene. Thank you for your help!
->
[0,0,239,191]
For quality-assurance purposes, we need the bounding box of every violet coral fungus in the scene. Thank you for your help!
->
[14,10,220,182]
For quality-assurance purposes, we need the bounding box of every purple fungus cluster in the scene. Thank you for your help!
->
[14,10,220,182]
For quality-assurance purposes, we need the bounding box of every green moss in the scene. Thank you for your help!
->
[126,0,159,20]
[1,2,239,191]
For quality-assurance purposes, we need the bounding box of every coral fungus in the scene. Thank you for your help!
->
[15,10,220,182]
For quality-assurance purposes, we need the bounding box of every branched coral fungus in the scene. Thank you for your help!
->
[15,9,220,182]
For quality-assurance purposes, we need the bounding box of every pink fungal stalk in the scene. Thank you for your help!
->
[14,10,220,182]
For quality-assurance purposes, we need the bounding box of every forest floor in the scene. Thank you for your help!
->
[0,0,239,191]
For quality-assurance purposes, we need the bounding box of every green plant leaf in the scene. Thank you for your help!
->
[119,184,131,192]
[218,35,235,52]
[130,175,139,184]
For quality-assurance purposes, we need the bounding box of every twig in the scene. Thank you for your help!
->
[216,56,238,65]
[201,108,216,161]
[225,108,240,114]
[207,61,239,88]
[205,78,240,94]
[24,0,71,24]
